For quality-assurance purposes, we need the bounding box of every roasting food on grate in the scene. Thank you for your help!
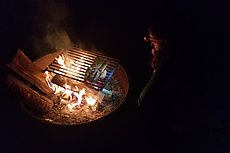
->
[46,47,120,90]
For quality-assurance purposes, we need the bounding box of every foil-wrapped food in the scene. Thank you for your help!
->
[85,57,108,82]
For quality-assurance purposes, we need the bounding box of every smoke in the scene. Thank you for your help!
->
[44,24,72,50]
[25,0,105,59]
[31,0,73,57]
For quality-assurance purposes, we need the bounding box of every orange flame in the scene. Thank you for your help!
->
[85,96,97,106]
[55,54,84,79]
[55,54,68,69]
[45,54,100,111]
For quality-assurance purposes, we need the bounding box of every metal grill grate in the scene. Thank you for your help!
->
[46,47,120,90]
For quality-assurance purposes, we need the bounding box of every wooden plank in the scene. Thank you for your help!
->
[7,49,53,95]
[7,74,53,114]
[33,50,62,70]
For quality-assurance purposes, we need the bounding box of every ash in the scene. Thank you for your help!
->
[39,77,125,125]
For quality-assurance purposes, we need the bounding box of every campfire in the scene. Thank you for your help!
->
[7,48,129,125]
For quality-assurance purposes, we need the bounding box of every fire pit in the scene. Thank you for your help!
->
[7,48,129,125]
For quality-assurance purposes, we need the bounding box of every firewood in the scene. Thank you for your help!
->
[7,74,53,114]
[7,49,53,95]
[51,74,98,95]
[33,50,62,71]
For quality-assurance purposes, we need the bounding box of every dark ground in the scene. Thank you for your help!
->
[0,0,230,153]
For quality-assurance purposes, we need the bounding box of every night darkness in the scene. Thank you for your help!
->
[0,0,229,153]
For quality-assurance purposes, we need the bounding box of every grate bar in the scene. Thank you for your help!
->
[47,66,86,79]
[51,62,87,73]
[68,48,120,62]
[66,53,95,64]
[46,47,120,90]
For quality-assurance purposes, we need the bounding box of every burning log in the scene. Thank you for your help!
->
[51,74,98,95]
[7,49,53,95]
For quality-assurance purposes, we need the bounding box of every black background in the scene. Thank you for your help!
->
[0,0,229,153]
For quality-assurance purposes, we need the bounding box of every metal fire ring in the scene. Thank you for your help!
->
[20,50,129,125]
